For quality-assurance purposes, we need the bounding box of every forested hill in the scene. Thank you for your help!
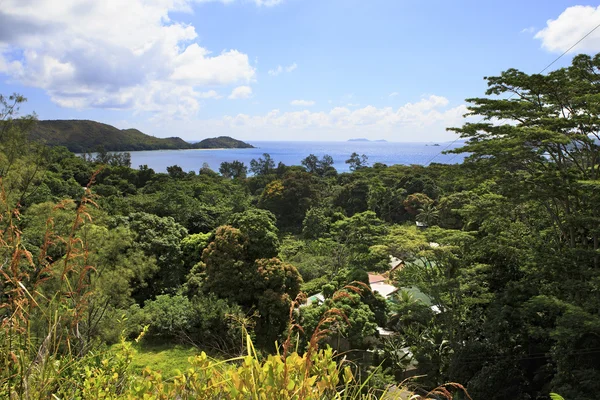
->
[27,119,254,152]
[192,136,254,149]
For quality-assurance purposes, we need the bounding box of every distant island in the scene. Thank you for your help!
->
[347,138,388,142]
[27,120,254,153]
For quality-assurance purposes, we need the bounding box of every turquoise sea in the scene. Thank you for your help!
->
[127,141,466,173]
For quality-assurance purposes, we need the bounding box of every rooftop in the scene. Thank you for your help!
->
[368,273,386,284]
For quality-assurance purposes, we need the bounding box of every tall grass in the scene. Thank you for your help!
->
[0,172,106,398]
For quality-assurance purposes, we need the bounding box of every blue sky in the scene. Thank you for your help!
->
[1,0,600,141]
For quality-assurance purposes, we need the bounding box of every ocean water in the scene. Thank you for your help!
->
[127,141,466,173]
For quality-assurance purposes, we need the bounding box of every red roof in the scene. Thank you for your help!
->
[368,273,386,284]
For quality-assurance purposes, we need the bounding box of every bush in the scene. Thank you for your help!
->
[131,294,244,355]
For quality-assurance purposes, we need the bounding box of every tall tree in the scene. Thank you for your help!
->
[219,160,247,179]
[301,154,336,177]
[0,94,45,205]
[198,225,302,347]
[345,152,369,171]
[450,54,600,262]
[229,208,280,261]
[250,153,275,176]
[258,171,322,230]
[448,53,600,399]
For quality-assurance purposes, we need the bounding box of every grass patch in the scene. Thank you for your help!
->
[121,342,199,378]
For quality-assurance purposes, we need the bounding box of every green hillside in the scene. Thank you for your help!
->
[27,120,253,152]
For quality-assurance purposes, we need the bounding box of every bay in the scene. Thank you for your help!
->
[127,141,466,173]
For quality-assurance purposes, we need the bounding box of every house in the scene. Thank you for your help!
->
[391,286,442,315]
[303,292,325,307]
[388,256,405,275]
[368,272,386,285]
[368,272,400,299]
[371,282,399,299]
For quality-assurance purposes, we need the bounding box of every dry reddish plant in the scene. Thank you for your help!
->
[1,169,102,394]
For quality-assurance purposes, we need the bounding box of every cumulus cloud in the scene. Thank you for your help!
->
[268,62,297,76]
[129,94,468,141]
[214,95,467,140]
[229,85,253,99]
[170,45,255,85]
[290,99,315,106]
[223,95,460,129]
[535,5,600,53]
[0,0,258,117]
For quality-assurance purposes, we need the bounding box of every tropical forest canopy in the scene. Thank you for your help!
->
[1,54,600,399]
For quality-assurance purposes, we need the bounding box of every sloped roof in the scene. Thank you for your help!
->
[393,286,433,305]
[368,273,386,284]
[303,293,325,307]
[389,256,404,270]
[371,282,399,298]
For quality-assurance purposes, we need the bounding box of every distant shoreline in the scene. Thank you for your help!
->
[75,140,465,155]
[76,147,247,155]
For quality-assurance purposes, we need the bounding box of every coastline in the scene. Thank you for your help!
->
[76,147,253,155]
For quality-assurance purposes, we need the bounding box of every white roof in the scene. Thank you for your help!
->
[377,326,395,336]
[302,293,325,307]
[371,282,398,298]
[309,293,324,304]
[389,256,403,269]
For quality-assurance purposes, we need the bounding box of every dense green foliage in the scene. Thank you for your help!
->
[27,119,254,152]
[4,54,600,399]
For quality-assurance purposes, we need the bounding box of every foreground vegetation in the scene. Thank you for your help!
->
[3,53,600,399]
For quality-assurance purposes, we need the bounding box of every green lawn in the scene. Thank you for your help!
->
[124,342,200,378]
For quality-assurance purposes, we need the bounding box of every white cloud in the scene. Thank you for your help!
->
[224,95,460,130]
[170,45,255,85]
[285,62,298,72]
[215,95,467,140]
[254,0,284,6]
[131,94,468,142]
[229,85,253,99]
[198,90,222,99]
[520,26,535,34]
[534,5,600,53]
[389,92,399,97]
[0,0,257,117]
[268,66,283,76]
[268,62,297,76]
[290,99,315,106]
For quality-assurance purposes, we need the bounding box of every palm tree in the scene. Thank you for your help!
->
[416,203,439,226]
